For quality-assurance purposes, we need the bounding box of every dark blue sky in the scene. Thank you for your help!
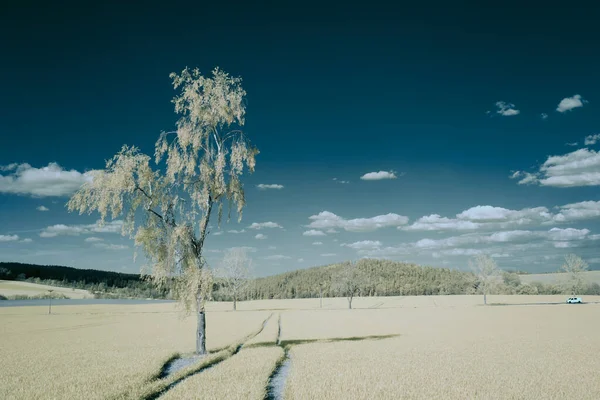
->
[1,1,599,275]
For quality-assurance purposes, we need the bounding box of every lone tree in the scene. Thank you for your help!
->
[469,254,499,305]
[218,247,253,311]
[560,253,589,296]
[67,67,259,355]
[332,260,366,309]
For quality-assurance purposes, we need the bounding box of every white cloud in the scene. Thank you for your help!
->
[264,255,291,260]
[93,243,129,250]
[404,205,552,232]
[0,163,18,172]
[541,113,548,120]
[254,233,267,240]
[403,214,480,231]
[303,229,326,236]
[494,101,520,116]
[84,237,104,243]
[20,238,33,243]
[297,258,304,262]
[566,142,579,147]
[248,222,283,229]
[585,134,600,146]
[36,206,49,212]
[213,231,224,236]
[511,148,600,187]
[321,253,337,257]
[40,220,123,238]
[0,162,97,197]
[341,240,382,250]
[227,229,246,234]
[256,184,284,190]
[556,94,586,113]
[312,242,323,245]
[360,171,398,180]
[509,171,540,185]
[268,245,277,250]
[550,201,600,223]
[326,228,339,234]
[307,211,408,232]
[0,234,19,242]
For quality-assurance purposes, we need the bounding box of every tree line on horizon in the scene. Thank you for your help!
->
[3,257,599,302]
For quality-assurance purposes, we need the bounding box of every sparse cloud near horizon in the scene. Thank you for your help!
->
[0,234,19,242]
[556,94,586,113]
[510,148,600,187]
[256,184,284,190]
[39,220,123,238]
[248,222,283,229]
[360,171,398,180]
[307,211,409,232]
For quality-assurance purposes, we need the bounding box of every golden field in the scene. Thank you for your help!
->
[1,295,599,399]
[0,279,93,299]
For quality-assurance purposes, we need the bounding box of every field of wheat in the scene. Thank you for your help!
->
[0,280,92,299]
[2,295,599,399]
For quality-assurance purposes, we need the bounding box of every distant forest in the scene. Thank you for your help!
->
[2,259,600,301]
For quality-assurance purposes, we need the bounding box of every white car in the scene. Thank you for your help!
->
[566,297,583,304]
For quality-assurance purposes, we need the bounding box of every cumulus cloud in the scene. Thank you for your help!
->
[84,237,104,243]
[550,201,600,223]
[0,162,97,197]
[511,148,600,187]
[227,229,246,234]
[341,240,382,250]
[307,211,408,232]
[404,205,552,232]
[312,242,323,245]
[248,222,283,229]
[303,229,326,236]
[36,206,49,212]
[585,134,600,146]
[494,101,520,116]
[556,94,586,113]
[360,171,398,180]
[256,184,284,190]
[20,238,33,243]
[0,234,19,242]
[541,113,548,120]
[40,220,123,238]
[326,229,339,234]
[254,233,267,240]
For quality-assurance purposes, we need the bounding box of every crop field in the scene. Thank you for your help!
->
[2,295,600,399]
[520,270,600,286]
[0,280,92,299]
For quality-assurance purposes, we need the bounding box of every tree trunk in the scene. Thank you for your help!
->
[233,297,237,311]
[196,309,206,355]
[348,296,353,309]
[483,292,487,305]
[319,287,323,308]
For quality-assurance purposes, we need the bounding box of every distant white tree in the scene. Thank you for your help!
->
[469,254,500,305]
[218,247,253,311]
[560,254,589,296]
[67,67,259,355]
[332,261,366,309]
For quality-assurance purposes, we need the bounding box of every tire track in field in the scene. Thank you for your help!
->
[142,313,274,400]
